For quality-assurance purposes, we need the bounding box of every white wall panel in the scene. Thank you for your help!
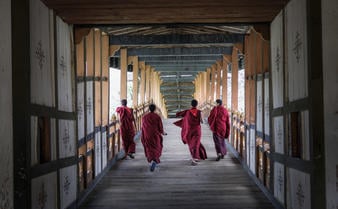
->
[287,168,311,209]
[102,131,107,168]
[264,77,270,136]
[59,120,76,158]
[0,0,13,207]
[30,0,55,107]
[86,81,94,134]
[273,116,284,154]
[56,16,73,112]
[274,162,285,205]
[95,133,102,176]
[60,165,77,209]
[256,79,263,133]
[271,11,284,108]
[31,172,57,209]
[77,82,85,140]
[285,0,308,102]
[249,128,256,174]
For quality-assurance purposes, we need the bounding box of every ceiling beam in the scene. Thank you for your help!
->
[112,46,233,57]
[138,55,222,62]
[109,33,244,46]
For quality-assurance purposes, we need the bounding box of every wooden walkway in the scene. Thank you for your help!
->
[79,119,275,209]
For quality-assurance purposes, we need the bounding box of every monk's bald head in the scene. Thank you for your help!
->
[191,99,198,107]
[121,99,127,106]
[149,104,156,112]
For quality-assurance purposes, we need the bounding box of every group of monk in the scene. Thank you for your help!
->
[116,98,230,172]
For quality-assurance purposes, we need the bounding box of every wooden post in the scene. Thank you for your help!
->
[216,61,222,100]
[145,65,151,102]
[120,48,127,100]
[206,68,211,103]
[139,61,146,104]
[222,56,229,107]
[210,65,216,102]
[232,47,239,111]
[132,56,139,107]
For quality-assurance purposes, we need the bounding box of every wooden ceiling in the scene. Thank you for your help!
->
[43,0,288,116]
[43,0,288,25]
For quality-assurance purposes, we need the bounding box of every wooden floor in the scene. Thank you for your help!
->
[79,119,275,209]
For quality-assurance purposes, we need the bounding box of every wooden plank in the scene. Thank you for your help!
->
[0,0,13,205]
[101,35,109,78]
[79,119,275,209]
[94,29,101,77]
[86,29,94,77]
[120,48,127,100]
[76,40,85,77]
[102,81,109,126]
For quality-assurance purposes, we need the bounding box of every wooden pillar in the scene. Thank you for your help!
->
[211,65,216,102]
[222,56,229,106]
[145,65,151,102]
[120,48,127,100]
[216,61,222,100]
[231,47,239,111]
[206,68,211,102]
[101,34,109,126]
[138,61,146,104]
[131,56,139,107]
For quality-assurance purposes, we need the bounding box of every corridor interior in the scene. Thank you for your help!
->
[79,119,275,209]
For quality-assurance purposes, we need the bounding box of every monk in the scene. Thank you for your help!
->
[208,99,230,161]
[174,99,207,165]
[141,104,167,172]
[116,99,136,159]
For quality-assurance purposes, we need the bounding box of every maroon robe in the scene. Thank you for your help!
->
[141,112,164,163]
[174,108,207,160]
[116,106,136,154]
[208,105,230,155]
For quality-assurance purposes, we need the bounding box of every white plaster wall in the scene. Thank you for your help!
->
[323,0,338,208]
[0,0,13,208]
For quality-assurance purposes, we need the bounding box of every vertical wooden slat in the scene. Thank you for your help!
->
[120,48,127,100]
[139,61,146,104]
[216,61,221,99]
[132,56,139,107]
[101,35,109,126]
[210,65,216,102]
[85,29,94,77]
[231,47,239,111]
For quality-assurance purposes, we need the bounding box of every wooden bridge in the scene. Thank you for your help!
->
[79,119,275,209]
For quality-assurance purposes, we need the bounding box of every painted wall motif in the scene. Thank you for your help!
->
[287,168,311,209]
[273,116,284,154]
[0,0,13,207]
[30,0,55,107]
[60,165,77,209]
[270,10,284,109]
[31,172,57,209]
[56,16,74,112]
[285,0,308,102]
[58,119,76,158]
[274,162,285,205]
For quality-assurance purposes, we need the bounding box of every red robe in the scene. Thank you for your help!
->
[174,108,207,160]
[208,105,230,156]
[116,106,136,154]
[208,105,230,139]
[141,112,164,163]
